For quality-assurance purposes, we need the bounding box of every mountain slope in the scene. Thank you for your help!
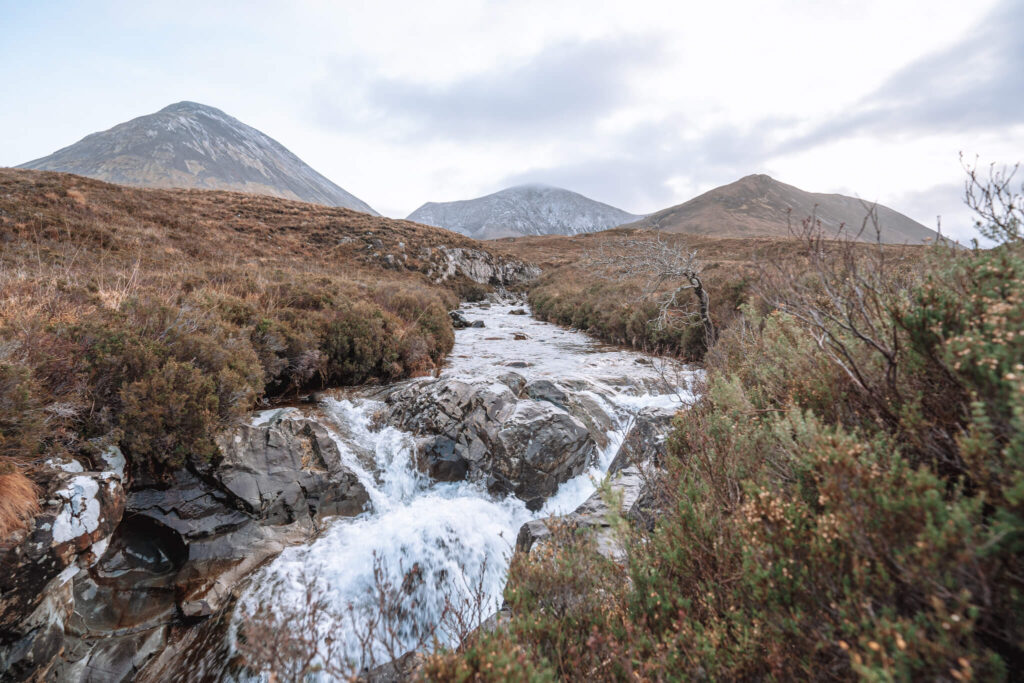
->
[407,184,642,239]
[18,101,377,214]
[625,174,938,244]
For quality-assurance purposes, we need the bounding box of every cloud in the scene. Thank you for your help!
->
[494,117,796,213]
[785,0,1024,151]
[314,35,669,142]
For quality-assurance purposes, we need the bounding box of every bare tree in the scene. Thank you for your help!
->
[588,233,716,350]
[235,553,500,680]
[962,154,1023,245]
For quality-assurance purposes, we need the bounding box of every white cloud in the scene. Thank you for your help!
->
[0,0,1018,239]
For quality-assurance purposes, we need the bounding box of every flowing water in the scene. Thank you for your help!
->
[232,302,698,673]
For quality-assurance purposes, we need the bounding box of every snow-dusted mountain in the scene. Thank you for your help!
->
[19,101,377,214]
[407,184,642,239]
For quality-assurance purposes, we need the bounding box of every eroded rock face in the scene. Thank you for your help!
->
[425,246,540,286]
[118,416,370,621]
[216,418,369,522]
[0,466,126,680]
[1,416,371,681]
[382,377,596,508]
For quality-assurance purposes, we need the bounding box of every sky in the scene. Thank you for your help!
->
[1,0,1022,243]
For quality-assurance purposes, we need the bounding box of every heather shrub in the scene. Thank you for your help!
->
[321,302,403,385]
[119,359,221,472]
[0,361,42,459]
[448,213,1024,678]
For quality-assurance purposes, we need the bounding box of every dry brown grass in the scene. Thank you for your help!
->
[494,228,926,360]
[0,169,505,480]
[0,471,40,538]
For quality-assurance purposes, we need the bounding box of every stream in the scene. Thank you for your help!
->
[231,300,698,674]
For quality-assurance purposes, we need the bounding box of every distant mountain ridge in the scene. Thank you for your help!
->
[19,101,377,214]
[624,174,938,244]
[407,184,642,239]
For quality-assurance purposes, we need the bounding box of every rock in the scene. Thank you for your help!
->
[215,418,369,522]
[449,310,471,329]
[512,332,529,340]
[470,320,485,328]
[607,407,677,474]
[495,372,527,396]
[516,466,646,561]
[509,308,528,315]
[383,378,596,506]
[524,379,568,408]
[2,412,376,681]
[504,360,531,368]
[488,402,594,506]
[362,649,425,682]
[426,246,539,287]
[566,392,616,449]
[0,468,125,680]
[416,435,469,482]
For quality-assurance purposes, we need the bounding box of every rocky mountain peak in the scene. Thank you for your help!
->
[19,102,378,214]
[407,184,642,240]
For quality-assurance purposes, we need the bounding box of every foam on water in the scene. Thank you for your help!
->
[234,301,698,669]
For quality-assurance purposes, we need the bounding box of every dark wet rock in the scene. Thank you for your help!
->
[216,418,369,522]
[470,320,485,328]
[513,332,529,340]
[524,379,568,408]
[509,308,528,315]
[416,435,470,482]
[449,310,471,329]
[55,625,167,683]
[503,360,531,368]
[495,371,527,397]
[566,392,616,449]
[383,378,596,505]
[608,406,677,474]
[487,401,594,504]
[0,467,126,680]
[119,417,370,619]
[0,415,372,681]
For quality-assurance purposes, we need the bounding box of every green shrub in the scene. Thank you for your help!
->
[458,233,1024,678]
[118,359,220,473]
[0,361,42,459]
[321,302,402,385]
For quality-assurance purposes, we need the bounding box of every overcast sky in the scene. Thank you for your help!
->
[2,0,1022,242]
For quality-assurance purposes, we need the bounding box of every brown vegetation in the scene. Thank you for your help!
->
[0,169,495,481]
[427,181,1024,679]
[495,229,923,361]
[0,470,40,538]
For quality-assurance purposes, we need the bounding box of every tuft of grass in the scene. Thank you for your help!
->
[0,469,40,537]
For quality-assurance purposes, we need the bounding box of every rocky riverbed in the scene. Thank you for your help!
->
[1,298,697,681]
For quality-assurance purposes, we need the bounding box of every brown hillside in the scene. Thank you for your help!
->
[0,168,515,479]
[622,174,941,244]
[493,228,927,359]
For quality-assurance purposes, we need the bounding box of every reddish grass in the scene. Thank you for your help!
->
[0,471,40,538]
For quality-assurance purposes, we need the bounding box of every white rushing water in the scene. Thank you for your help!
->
[234,302,698,672]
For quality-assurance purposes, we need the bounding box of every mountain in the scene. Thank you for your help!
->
[624,174,938,244]
[18,101,377,214]
[407,184,642,239]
